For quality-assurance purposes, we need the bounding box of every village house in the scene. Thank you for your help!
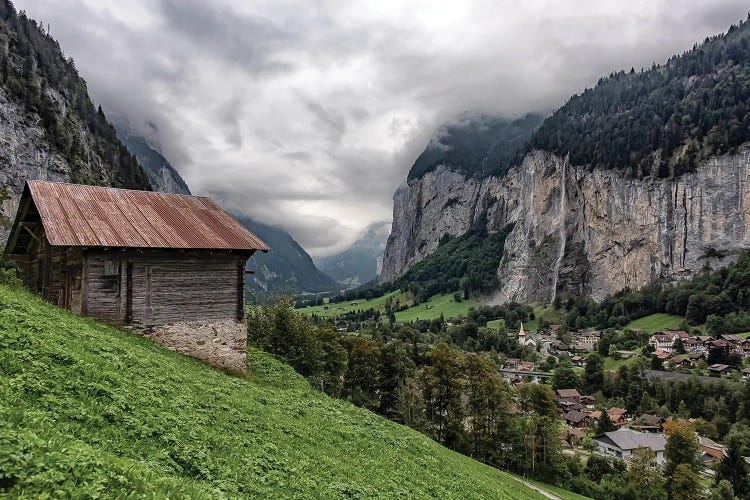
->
[556,388,581,403]
[699,436,726,468]
[580,395,596,407]
[688,351,705,363]
[651,349,672,362]
[708,363,732,378]
[4,181,270,370]
[549,340,569,354]
[743,367,750,379]
[608,407,628,426]
[559,400,586,413]
[503,358,522,370]
[648,330,689,354]
[564,410,592,429]
[561,427,586,448]
[629,414,663,433]
[595,428,667,465]
[570,355,586,367]
[571,331,599,352]
[667,354,694,369]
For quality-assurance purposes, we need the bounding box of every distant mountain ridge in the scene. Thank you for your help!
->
[115,130,191,195]
[316,221,390,287]
[238,217,339,293]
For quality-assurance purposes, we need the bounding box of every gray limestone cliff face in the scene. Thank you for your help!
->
[0,88,70,241]
[380,150,750,303]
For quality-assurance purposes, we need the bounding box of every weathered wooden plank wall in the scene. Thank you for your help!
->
[10,242,251,326]
[84,249,250,326]
[9,232,83,313]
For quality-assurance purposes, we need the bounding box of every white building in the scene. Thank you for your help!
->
[648,331,689,354]
[595,429,666,465]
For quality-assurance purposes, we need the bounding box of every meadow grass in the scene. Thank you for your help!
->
[297,290,405,318]
[603,349,642,371]
[516,476,591,500]
[624,313,684,332]
[394,293,477,322]
[297,290,479,324]
[0,285,544,498]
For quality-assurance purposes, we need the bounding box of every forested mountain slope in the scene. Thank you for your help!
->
[0,1,149,241]
[0,284,544,498]
[381,17,750,303]
[526,19,750,178]
[240,217,339,293]
[407,113,543,181]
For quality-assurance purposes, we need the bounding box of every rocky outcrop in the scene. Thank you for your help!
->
[0,87,70,238]
[138,320,247,372]
[380,150,750,303]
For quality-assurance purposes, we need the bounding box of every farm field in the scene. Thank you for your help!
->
[603,348,643,371]
[297,290,479,323]
[486,305,561,332]
[0,284,547,498]
[394,293,477,322]
[297,290,406,318]
[624,313,684,332]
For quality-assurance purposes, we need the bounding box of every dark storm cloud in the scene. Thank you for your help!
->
[14,0,750,255]
[158,0,297,76]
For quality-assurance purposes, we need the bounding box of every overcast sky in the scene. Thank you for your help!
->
[15,0,750,255]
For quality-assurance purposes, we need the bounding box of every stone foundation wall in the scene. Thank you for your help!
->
[137,320,247,372]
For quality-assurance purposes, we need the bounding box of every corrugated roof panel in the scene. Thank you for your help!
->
[148,197,206,248]
[26,181,269,251]
[114,197,161,247]
[101,202,148,247]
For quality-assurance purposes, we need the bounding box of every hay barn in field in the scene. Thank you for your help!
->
[4,181,269,327]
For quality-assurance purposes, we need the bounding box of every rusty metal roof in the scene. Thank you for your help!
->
[26,181,270,251]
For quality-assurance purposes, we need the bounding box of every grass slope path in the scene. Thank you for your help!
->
[0,285,545,499]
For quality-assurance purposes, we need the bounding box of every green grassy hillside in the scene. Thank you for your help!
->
[0,285,545,498]
[298,290,406,318]
[394,293,477,322]
[297,290,479,323]
[624,313,684,332]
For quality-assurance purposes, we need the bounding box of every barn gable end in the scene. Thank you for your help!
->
[4,181,270,371]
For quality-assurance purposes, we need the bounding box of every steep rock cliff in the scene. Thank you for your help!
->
[381,150,750,303]
[0,3,150,242]
[0,87,68,232]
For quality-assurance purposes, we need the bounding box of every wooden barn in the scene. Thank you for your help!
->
[4,181,269,326]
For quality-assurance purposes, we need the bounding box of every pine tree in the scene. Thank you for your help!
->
[670,464,703,500]
[710,480,736,500]
[379,340,415,419]
[552,359,579,390]
[716,436,748,497]
[583,352,604,394]
[597,410,616,434]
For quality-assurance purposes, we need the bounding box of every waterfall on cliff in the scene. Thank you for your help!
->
[550,159,567,302]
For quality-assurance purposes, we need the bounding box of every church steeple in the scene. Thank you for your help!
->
[518,322,525,338]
